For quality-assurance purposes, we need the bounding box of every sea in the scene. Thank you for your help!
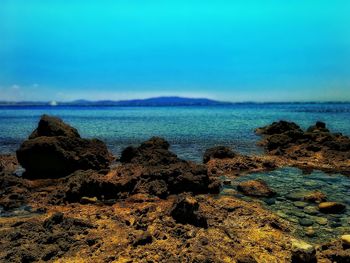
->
[0,103,350,161]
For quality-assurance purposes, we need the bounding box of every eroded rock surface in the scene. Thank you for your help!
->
[170,194,208,228]
[1,212,95,262]
[61,137,221,202]
[237,179,276,197]
[256,120,350,174]
[16,115,113,178]
[0,154,18,174]
[203,146,236,163]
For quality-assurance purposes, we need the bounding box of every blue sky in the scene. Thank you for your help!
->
[0,0,349,102]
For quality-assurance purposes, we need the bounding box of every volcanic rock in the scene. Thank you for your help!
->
[170,194,208,228]
[120,136,177,165]
[256,120,350,175]
[203,146,236,163]
[29,114,80,139]
[237,179,276,197]
[255,120,302,135]
[16,115,112,178]
[0,174,29,210]
[120,137,221,196]
[132,231,153,247]
[306,121,329,133]
[62,137,220,203]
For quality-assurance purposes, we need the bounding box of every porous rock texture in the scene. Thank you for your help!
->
[256,120,350,175]
[16,115,113,178]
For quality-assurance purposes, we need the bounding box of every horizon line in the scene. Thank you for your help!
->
[0,96,350,105]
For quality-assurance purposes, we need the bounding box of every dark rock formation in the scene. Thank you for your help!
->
[307,121,329,133]
[120,137,221,197]
[203,146,236,163]
[63,170,136,203]
[29,114,80,139]
[170,194,208,228]
[0,174,29,210]
[255,120,303,135]
[16,115,112,178]
[237,179,276,197]
[61,137,220,203]
[1,213,95,262]
[256,120,350,174]
[120,136,177,165]
[132,231,153,247]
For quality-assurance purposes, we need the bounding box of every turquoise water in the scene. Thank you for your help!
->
[1,103,350,241]
[225,167,350,242]
[0,103,350,161]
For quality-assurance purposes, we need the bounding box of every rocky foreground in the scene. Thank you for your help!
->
[1,116,350,262]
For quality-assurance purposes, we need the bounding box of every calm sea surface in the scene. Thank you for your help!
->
[0,103,349,162]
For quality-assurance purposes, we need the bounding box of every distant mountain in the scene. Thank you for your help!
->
[0,97,231,106]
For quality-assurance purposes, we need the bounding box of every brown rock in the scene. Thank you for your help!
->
[170,194,208,228]
[120,137,177,165]
[132,231,153,247]
[291,239,316,263]
[303,191,327,203]
[16,115,113,178]
[237,179,276,197]
[120,137,220,197]
[255,120,302,135]
[319,202,346,214]
[29,114,80,139]
[203,146,236,163]
[306,121,329,133]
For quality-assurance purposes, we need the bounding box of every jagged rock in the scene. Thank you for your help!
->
[62,138,220,203]
[265,134,293,150]
[0,174,29,210]
[255,120,302,135]
[170,194,208,228]
[63,170,136,203]
[132,231,153,247]
[237,179,276,197]
[291,239,316,263]
[306,121,329,133]
[43,212,94,231]
[120,137,178,165]
[203,146,236,163]
[29,114,80,139]
[120,137,221,197]
[256,120,350,175]
[319,202,346,214]
[16,115,112,178]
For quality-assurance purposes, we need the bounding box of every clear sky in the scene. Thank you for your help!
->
[0,0,350,102]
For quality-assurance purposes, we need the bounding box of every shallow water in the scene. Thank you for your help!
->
[224,167,350,243]
[1,103,350,162]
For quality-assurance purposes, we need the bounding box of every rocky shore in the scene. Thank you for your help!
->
[1,116,350,262]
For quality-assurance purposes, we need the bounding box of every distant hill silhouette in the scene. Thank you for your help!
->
[0,97,231,106]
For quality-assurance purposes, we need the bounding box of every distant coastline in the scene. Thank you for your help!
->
[0,96,349,107]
